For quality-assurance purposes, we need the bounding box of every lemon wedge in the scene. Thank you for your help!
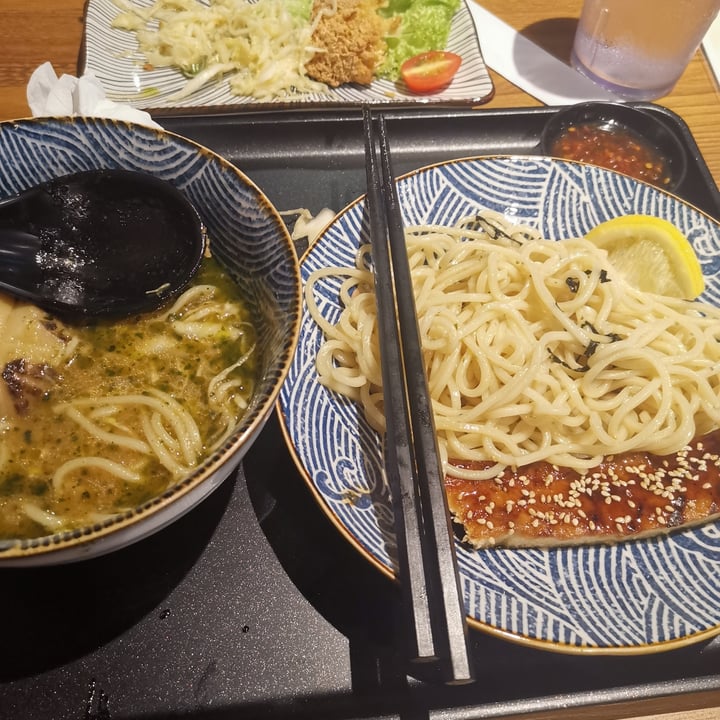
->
[585,215,704,299]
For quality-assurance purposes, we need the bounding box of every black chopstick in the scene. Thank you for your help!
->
[362,107,474,685]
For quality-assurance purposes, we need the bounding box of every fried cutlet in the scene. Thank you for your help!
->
[306,0,395,87]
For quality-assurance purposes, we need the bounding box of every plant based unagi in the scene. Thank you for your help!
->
[445,431,720,547]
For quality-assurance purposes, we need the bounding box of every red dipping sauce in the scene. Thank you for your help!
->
[550,121,672,188]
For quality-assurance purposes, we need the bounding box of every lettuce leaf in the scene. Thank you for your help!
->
[379,0,461,79]
[287,0,314,22]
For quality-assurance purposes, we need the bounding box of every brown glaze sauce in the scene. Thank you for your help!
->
[445,431,720,547]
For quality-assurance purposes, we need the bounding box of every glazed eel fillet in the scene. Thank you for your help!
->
[445,430,720,547]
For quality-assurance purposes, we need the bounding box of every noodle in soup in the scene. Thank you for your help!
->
[0,258,258,539]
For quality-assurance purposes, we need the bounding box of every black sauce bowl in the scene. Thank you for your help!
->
[540,101,688,192]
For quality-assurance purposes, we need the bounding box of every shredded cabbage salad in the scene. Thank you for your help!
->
[111,0,328,100]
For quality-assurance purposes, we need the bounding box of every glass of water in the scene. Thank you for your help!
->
[571,0,720,100]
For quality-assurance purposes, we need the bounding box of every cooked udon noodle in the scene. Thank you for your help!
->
[306,211,720,480]
[0,258,257,539]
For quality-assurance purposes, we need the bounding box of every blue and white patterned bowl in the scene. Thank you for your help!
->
[0,116,301,565]
[279,155,720,653]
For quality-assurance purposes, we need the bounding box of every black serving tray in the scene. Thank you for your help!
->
[166,102,720,220]
[1,104,720,720]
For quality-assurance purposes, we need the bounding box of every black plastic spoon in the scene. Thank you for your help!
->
[0,169,206,319]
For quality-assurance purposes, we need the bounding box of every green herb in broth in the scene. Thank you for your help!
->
[0,258,258,540]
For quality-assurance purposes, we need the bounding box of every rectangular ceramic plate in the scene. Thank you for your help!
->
[80,0,495,113]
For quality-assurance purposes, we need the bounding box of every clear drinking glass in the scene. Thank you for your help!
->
[571,0,720,100]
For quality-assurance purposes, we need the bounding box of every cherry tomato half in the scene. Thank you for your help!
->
[400,51,462,93]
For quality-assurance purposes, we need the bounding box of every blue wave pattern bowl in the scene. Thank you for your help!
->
[279,155,720,653]
[0,117,301,565]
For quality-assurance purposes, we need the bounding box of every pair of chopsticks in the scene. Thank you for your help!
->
[362,107,474,685]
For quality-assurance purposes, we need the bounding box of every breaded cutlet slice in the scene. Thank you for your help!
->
[306,0,394,87]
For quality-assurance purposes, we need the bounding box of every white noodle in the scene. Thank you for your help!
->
[140,413,188,477]
[53,457,142,492]
[22,503,65,531]
[307,212,720,479]
[56,405,151,454]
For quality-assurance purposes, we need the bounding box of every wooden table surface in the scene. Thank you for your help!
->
[1,2,719,719]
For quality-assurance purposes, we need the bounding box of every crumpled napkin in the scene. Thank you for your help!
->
[27,61,162,128]
[702,13,720,88]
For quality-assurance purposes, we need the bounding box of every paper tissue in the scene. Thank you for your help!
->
[26,61,162,128]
